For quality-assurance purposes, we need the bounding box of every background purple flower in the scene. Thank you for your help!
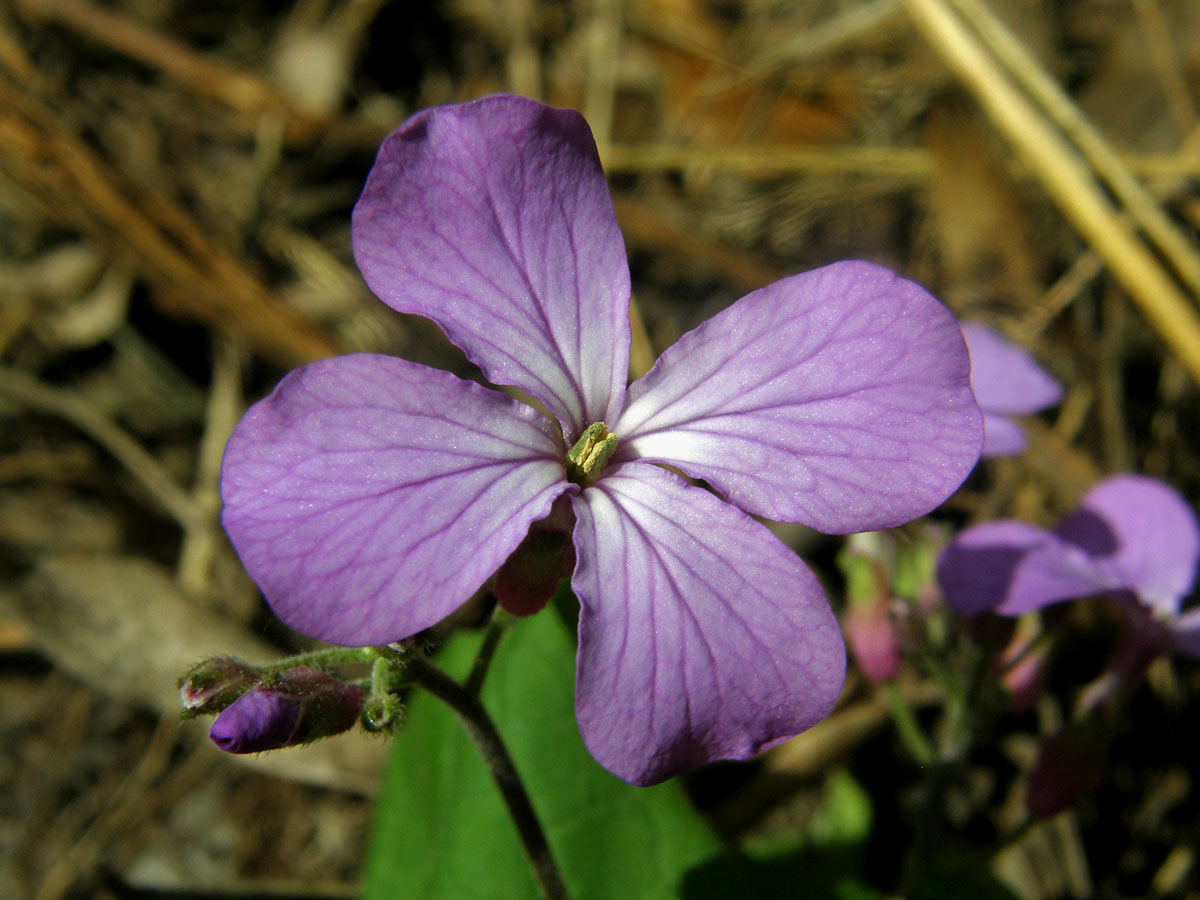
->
[961,322,1062,456]
[221,94,983,785]
[939,474,1200,819]
[938,474,1200,656]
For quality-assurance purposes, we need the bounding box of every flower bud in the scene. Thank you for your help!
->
[209,666,365,753]
[494,499,576,617]
[838,538,900,683]
[1001,647,1044,714]
[844,600,899,684]
[996,615,1044,713]
[178,657,260,718]
[1026,711,1109,819]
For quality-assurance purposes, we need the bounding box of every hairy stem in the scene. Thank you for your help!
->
[464,608,515,698]
[405,656,571,900]
[371,655,390,695]
[261,646,376,671]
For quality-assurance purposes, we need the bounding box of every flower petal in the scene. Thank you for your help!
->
[938,521,1113,617]
[961,322,1062,415]
[1058,475,1200,616]
[981,412,1028,457]
[352,94,630,439]
[615,261,982,532]
[220,354,569,645]
[569,462,845,786]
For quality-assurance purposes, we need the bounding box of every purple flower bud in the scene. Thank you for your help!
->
[1026,712,1109,819]
[178,656,260,717]
[494,502,577,617]
[844,600,900,684]
[209,666,365,754]
[494,528,576,616]
[996,621,1044,713]
[837,532,919,684]
[211,689,301,753]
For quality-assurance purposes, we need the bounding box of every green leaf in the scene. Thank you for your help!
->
[807,770,873,847]
[908,854,1022,900]
[363,606,726,900]
[681,847,886,900]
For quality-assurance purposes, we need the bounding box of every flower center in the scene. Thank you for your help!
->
[565,422,619,485]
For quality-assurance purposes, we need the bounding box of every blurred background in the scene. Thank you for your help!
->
[2,0,1200,898]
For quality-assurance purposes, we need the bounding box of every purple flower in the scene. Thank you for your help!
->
[220,94,983,785]
[961,322,1062,456]
[938,474,1200,657]
[942,475,1200,817]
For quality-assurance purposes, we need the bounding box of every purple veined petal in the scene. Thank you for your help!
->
[352,94,631,440]
[1169,606,1200,658]
[938,520,1115,617]
[981,412,1028,457]
[1058,475,1200,616]
[614,261,983,533]
[569,462,846,786]
[960,322,1063,416]
[220,354,571,645]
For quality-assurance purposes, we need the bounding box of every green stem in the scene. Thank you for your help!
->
[405,656,571,900]
[900,645,991,893]
[371,656,390,695]
[985,817,1035,862]
[883,682,935,766]
[260,646,375,671]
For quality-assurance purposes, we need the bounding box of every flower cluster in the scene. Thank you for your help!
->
[179,658,366,753]
[219,94,983,785]
[939,474,1200,815]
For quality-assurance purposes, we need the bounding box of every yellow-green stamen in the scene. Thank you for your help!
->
[565,422,619,484]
